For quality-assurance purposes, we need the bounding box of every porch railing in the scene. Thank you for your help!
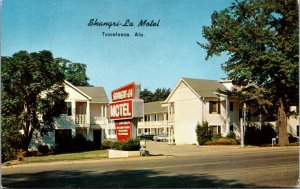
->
[75,114,87,124]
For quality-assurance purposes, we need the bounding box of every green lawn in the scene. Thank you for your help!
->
[3,150,108,166]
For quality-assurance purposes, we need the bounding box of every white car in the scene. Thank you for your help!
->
[153,134,168,141]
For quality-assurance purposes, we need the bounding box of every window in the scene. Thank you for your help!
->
[209,101,220,114]
[230,125,234,132]
[144,115,150,122]
[65,102,72,116]
[230,102,234,111]
[297,125,299,137]
[210,125,221,135]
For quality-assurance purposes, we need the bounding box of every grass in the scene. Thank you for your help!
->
[3,150,108,166]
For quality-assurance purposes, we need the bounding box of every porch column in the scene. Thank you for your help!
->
[104,105,107,118]
[71,100,76,124]
[101,105,104,119]
[170,103,174,121]
[167,104,170,117]
[163,113,167,133]
[87,127,90,140]
[87,101,90,125]
[225,96,230,135]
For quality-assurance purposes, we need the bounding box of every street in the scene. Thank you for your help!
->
[2,143,299,188]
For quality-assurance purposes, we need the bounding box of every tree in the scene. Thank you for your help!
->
[140,88,171,103]
[200,0,298,146]
[2,50,68,156]
[55,58,91,86]
[153,88,171,102]
[140,88,154,103]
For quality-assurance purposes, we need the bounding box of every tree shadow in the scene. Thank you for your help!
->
[2,169,266,188]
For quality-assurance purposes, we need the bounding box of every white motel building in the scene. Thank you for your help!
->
[30,77,299,149]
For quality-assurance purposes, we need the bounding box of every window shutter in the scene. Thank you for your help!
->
[209,101,212,113]
[218,101,221,114]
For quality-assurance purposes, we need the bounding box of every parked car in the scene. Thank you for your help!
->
[153,134,168,142]
[139,133,155,140]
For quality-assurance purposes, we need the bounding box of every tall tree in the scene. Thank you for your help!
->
[2,50,68,156]
[200,0,298,146]
[140,88,171,103]
[140,88,154,103]
[153,88,172,102]
[55,58,91,86]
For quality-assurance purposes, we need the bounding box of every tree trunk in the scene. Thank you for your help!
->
[277,99,289,146]
[22,128,34,152]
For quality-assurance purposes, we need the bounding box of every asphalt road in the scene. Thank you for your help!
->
[2,144,299,188]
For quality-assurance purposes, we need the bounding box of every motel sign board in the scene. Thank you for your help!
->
[111,82,140,102]
[115,121,132,141]
[109,82,143,141]
[110,99,143,120]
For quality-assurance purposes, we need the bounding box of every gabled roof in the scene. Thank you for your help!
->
[76,86,109,103]
[144,101,167,114]
[64,80,92,100]
[165,77,228,102]
[182,78,228,98]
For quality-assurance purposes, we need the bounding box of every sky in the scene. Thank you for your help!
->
[2,0,233,99]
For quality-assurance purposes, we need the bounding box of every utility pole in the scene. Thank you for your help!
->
[241,103,246,147]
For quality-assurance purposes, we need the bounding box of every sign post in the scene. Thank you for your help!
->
[109,82,144,141]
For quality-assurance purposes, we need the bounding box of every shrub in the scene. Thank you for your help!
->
[226,132,236,139]
[245,124,277,145]
[1,126,22,162]
[38,144,50,154]
[244,126,261,145]
[122,139,140,151]
[195,121,211,145]
[286,142,299,146]
[16,150,27,161]
[111,139,140,151]
[212,133,221,140]
[111,141,124,150]
[288,134,299,143]
[206,138,238,145]
[54,134,99,153]
[102,140,113,149]
[260,124,277,144]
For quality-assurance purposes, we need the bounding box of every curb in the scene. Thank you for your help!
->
[1,155,174,169]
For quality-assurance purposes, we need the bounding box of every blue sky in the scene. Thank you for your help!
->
[3,0,233,98]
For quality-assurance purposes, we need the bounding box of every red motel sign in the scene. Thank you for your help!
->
[109,99,133,120]
[109,82,143,141]
[111,82,140,102]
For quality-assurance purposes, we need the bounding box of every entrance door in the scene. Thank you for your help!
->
[93,130,102,148]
